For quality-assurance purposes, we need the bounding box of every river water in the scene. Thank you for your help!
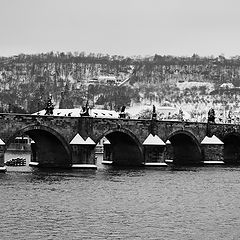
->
[1,153,240,239]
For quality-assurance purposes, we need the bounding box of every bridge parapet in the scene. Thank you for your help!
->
[155,120,208,143]
[209,123,240,139]
[90,117,152,144]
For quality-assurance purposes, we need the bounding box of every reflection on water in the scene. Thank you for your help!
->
[1,162,240,240]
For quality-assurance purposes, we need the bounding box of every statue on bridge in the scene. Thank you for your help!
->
[179,108,184,121]
[208,108,215,123]
[44,94,54,115]
[152,105,157,120]
[80,101,90,117]
[119,106,126,118]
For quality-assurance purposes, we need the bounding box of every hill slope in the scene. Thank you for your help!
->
[0,52,240,122]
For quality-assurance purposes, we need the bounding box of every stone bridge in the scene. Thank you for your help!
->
[0,113,240,171]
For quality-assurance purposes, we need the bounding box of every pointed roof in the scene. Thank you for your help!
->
[201,135,224,145]
[143,134,165,146]
[70,134,85,145]
[103,138,110,145]
[0,138,5,145]
[166,140,171,145]
[84,137,96,145]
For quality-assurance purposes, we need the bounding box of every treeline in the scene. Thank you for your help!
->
[2,52,240,65]
[0,51,135,65]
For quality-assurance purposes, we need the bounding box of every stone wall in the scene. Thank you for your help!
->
[201,144,224,162]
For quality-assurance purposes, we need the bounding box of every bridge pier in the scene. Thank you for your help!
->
[201,135,224,165]
[144,145,167,167]
[71,145,97,169]
[143,134,167,167]
[70,134,97,169]
[201,145,224,165]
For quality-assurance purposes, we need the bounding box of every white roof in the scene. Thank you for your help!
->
[0,138,5,145]
[85,137,96,145]
[166,140,171,144]
[143,134,165,146]
[103,138,110,145]
[70,134,96,145]
[70,134,85,145]
[201,135,224,145]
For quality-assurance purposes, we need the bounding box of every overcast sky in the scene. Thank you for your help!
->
[0,0,240,57]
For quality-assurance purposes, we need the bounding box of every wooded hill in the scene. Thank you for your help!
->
[0,52,240,114]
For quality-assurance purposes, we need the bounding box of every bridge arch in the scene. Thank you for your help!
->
[97,127,144,166]
[6,124,72,168]
[223,132,240,164]
[168,130,202,165]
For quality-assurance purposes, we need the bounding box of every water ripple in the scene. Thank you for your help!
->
[1,166,240,239]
